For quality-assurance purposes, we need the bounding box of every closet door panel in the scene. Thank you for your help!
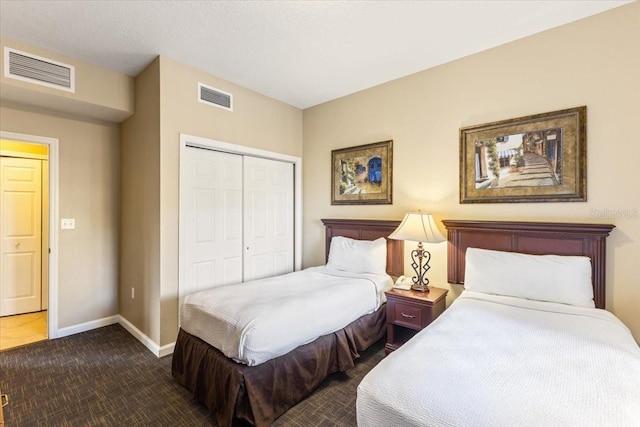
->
[183,147,243,296]
[243,156,294,282]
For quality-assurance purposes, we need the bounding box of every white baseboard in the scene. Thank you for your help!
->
[52,314,175,358]
[159,342,176,358]
[56,315,120,338]
[117,315,175,358]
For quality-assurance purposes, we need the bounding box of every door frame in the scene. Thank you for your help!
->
[1,131,59,339]
[178,134,302,306]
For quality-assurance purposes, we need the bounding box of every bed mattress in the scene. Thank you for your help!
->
[357,291,640,427]
[181,266,391,366]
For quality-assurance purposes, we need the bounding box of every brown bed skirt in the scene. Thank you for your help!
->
[172,305,386,427]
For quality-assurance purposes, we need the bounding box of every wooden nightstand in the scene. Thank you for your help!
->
[384,286,448,354]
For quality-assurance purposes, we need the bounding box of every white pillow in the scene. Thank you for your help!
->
[326,236,387,275]
[464,247,594,308]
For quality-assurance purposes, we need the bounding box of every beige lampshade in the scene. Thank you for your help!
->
[388,212,446,244]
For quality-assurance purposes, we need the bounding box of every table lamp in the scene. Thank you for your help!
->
[388,211,446,292]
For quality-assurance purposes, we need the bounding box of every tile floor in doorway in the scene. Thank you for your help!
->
[0,311,47,351]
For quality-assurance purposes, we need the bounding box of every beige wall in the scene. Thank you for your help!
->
[303,3,640,340]
[0,106,120,328]
[1,38,302,347]
[119,59,162,342]
[0,38,131,331]
[119,56,303,346]
[158,57,303,345]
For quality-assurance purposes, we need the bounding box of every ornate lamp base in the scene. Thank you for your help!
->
[409,242,433,293]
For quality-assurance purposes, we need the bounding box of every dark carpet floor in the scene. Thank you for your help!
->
[0,324,385,426]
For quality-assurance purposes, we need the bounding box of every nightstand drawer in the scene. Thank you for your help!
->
[392,302,423,329]
[384,287,448,354]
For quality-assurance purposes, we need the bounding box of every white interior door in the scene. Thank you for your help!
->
[1,157,42,316]
[182,147,243,296]
[243,156,294,281]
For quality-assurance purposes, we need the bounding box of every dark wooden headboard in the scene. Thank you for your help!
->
[442,220,615,309]
[321,219,403,277]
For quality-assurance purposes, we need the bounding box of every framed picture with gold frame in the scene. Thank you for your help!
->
[331,140,393,205]
[460,106,586,203]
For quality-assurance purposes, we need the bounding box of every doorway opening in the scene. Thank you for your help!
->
[0,132,59,349]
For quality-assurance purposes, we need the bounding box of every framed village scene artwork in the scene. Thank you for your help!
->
[331,140,393,205]
[459,106,586,203]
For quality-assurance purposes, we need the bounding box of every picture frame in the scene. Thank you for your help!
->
[459,106,586,203]
[331,140,393,205]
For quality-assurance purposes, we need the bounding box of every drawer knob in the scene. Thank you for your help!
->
[400,313,415,319]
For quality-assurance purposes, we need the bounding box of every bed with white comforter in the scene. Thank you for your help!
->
[357,248,640,427]
[181,266,391,366]
[358,283,640,425]
[173,222,401,427]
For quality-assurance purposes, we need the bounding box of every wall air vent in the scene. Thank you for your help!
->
[198,82,232,111]
[4,47,75,93]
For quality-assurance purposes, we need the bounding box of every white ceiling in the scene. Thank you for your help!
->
[0,1,632,109]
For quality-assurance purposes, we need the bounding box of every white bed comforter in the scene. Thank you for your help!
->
[357,291,640,427]
[181,266,391,366]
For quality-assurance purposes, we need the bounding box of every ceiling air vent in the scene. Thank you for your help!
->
[4,47,75,92]
[198,82,232,111]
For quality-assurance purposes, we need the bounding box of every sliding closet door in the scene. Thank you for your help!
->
[243,156,294,281]
[182,147,243,296]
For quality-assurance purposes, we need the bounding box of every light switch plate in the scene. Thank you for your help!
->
[61,218,75,229]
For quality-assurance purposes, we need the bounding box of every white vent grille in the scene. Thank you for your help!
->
[198,82,232,111]
[4,47,75,92]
